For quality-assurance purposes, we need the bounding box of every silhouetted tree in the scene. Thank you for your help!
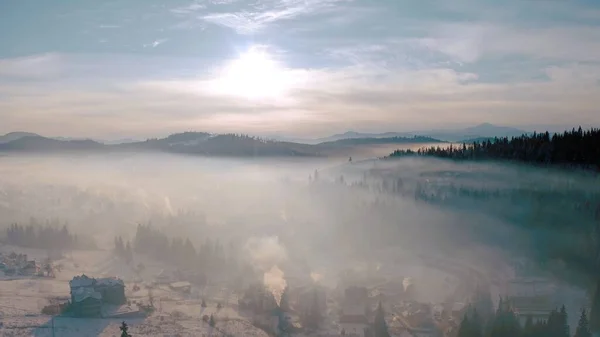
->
[120,321,131,337]
[522,315,535,337]
[457,307,483,337]
[558,305,570,337]
[373,301,390,337]
[591,279,600,335]
[576,309,592,337]
[488,297,521,337]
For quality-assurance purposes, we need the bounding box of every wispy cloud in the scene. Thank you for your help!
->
[0,53,62,79]
[197,0,350,34]
[419,23,600,63]
[170,2,206,15]
[1,53,598,138]
[98,24,120,29]
[143,39,168,48]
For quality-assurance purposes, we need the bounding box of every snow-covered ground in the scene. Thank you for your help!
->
[0,246,269,336]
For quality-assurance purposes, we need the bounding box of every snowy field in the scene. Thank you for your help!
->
[0,246,269,337]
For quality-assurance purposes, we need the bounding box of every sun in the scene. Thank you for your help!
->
[212,46,296,100]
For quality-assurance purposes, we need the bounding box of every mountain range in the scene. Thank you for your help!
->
[0,123,530,157]
[0,132,441,158]
[312,123,529,143]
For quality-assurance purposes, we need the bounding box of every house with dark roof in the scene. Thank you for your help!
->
[69,274,126,316]
[95,277,126,305]
[71,287,102,317]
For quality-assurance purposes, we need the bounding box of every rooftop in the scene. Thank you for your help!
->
[170,281,191,288]
[72,287,102,302]
[70,274,95,288]
[70,274,124,288]
[96,277,125,287]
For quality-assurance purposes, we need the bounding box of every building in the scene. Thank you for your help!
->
[340,286,370,337]
[339,316,369,337]
[509,296,555,326]
[507,278,555,326]
[70,274,95,302]
[155,269,171,284]
[169,281,192,294]
[71,287,102,317]
[20,260,39,276]
[69,274,126,316]
[95,277,126,305]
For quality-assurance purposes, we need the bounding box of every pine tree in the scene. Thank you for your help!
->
[489,297,521,337]
[575,309,592,337]
[373,301,391,337]
[125,241,133,263]
[591,279,600,335]
[115,236,125,257]
[457,315,471,337]
[547,309,562,337]
[558,305,570,337]
[120,321,131,337]
[522,315,535,337]
[470,309,483,337]
[458,307,483,337]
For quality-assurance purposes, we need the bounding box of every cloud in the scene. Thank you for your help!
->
[143,39,168,48]
[2,1,600,137]
[1,55,598,139]
[170,2,206,15]
[0,53,62,79]
[98,24,120,29]
[418,23,600,63]
[198,0,350,34]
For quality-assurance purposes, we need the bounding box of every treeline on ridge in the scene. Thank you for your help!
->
[387,127,600,170]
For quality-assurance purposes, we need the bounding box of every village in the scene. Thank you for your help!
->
[0,241,569,337]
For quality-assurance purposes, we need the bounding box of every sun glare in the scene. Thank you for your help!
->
[212,46,297,100]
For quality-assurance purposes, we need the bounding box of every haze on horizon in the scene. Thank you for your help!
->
[1,0,600,140]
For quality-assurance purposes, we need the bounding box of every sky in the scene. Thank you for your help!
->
[1,0,600,140]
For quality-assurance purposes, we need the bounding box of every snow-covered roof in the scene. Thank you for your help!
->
[170,281,191,288]
[96,277,124,287]
[70,275,95,288]
[72,287,102,302]
[156,269,170,279]
[452,302,466,312]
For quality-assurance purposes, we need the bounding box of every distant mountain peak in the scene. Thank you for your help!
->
[0,131,41,144]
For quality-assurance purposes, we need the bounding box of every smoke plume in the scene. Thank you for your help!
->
[244,236,288,305]
[264,265,287,305]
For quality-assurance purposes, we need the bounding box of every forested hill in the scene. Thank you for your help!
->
[0,132,443,158]
[386,127,600,170]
